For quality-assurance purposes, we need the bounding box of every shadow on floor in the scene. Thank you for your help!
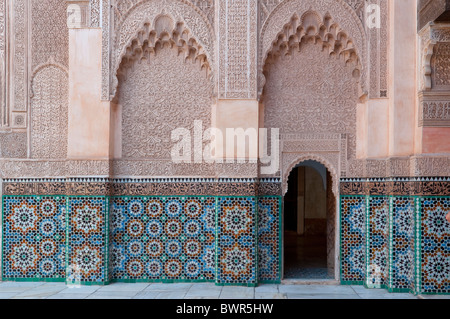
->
[284,231,333,280]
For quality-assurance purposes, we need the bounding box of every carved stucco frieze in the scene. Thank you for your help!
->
[90,0,100,28]
[0,133,27,159]
[34,0,69,68]
[368,0,389,98]
[432,42,450,89]
[12,0,28,113]
[410,156,450,177]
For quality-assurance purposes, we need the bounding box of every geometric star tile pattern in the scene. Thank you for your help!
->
[420,197,450,294]
[67,197,109,284]
[258,196,281,283]
[216,197,257,286]
[109,196,216,282]
[2,196,66,280]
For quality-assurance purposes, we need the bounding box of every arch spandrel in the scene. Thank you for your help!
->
[259,0,368,97]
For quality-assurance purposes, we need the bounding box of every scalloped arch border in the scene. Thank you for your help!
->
[111,13,213,99]
[259,0,368,96]
[110,0,215,99]
[30,61,69,98]
[282,153,339,198]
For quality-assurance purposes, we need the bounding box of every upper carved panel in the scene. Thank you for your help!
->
[263,42,359,134]
[432,42,450,90]
[31,65,69,159]
[258,0,367,98]
[109,0,215,100]
[32,0,69,69]
[119,43,213,160]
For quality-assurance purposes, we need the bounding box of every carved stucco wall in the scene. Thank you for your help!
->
[0,0,68,160]
[0,0,447,179]
[31,65,68,160]
[262,40,359,190]
[258,0,368,98]
[119,45,213,161]
[107,0,215,100]
[432,42,450,90]
[32,0,69,69]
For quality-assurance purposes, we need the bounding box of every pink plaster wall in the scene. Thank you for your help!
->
[67,29,111,159]
[422,128,450,154]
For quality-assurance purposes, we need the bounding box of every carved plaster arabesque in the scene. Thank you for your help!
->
[0,0,6,127]
[108,0,215,100]
[117,15,214,174]
[30,63,69,160]
[258,0,368,98]
[419,23,450,127]
[262,39,358,185]
[218,0,257,99]
[432,42,450,89]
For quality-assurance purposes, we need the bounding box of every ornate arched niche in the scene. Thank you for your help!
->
[260,10,360,181]
[30,62,69,159]
[258,0,367,98]
[115,14,214,162]
[109,0,215,99]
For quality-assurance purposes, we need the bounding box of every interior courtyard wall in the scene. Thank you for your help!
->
[0,0,448,293]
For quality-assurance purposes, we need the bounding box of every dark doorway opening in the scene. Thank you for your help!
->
[283,160,335,279]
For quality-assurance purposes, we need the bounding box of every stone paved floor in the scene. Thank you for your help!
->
[0,281,448,299]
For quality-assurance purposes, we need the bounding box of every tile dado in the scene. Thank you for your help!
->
[1,179,282,286]
[340,178,450,295]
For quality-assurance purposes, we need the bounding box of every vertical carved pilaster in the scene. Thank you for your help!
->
[12,0,28,113]
[418,22,450,127]
[101,0,110,100]
[218,0,257,99]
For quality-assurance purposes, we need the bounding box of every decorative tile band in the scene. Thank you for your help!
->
[341,194,450,295]
[340,178,450,196]
[2,178,282,197]
[67,197,109,284]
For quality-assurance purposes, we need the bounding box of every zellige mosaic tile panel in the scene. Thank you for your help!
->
[2,196,66,281]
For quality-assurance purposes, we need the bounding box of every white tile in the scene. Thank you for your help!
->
[86,291,137,299]
[254,292,287,299]
[255,285,279,293]
[58,286,101,294]
[133,291,160,299]
[279,284,354,295]
[46,293,91,299]
[13,287,66,298]
[145,283,193,291]
[219,287,254,299]
[0,292,20,299]
[156,291,188,299]
[97,283,149,292]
